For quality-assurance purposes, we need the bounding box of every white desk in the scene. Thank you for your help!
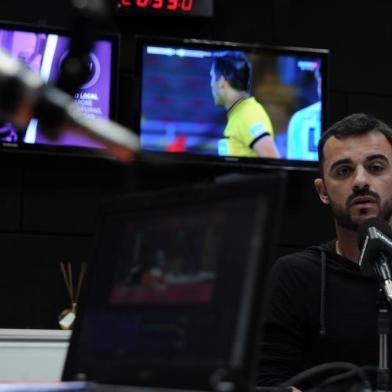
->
[0,329,70,382]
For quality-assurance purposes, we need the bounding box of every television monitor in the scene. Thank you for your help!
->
[0,21,118,157]
[136,36,328,169]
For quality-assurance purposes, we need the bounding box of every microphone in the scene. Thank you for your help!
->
[0,49,140,162]
[358,217,392,303]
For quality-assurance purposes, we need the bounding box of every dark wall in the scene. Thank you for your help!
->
[1,0,385,328]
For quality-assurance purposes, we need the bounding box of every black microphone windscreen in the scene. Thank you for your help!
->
[358,217,392,249]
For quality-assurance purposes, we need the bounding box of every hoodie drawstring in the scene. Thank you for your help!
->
[319,249,327,338]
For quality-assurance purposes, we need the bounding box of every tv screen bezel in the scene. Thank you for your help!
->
[0,20,120,159]
[134,35,329,171]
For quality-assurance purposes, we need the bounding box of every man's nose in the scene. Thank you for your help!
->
[352,166,370,190]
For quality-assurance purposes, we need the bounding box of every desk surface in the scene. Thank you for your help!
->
[0,329,71,342]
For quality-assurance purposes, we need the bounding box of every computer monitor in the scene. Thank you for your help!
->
[136,36,328,169]
[0,21,118,156]
[63,173,286,391]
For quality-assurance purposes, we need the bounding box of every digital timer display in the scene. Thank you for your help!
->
[115,0,213,17]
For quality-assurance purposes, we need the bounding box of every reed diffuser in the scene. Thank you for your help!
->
[59,261,87,330]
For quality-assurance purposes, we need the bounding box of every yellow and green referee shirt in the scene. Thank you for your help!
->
[218,97,274,157]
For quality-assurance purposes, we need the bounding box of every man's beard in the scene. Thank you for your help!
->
[329,189,392,232]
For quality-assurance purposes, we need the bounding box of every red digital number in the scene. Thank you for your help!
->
[136,0,149,7]
[152,0,163,8]
[120,0,132,5]
[181,0,193,11]
[167,0,178,10]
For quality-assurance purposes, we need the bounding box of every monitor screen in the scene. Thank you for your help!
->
[0,22,118,155]
[136,36,328,167]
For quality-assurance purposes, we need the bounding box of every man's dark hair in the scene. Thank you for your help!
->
[318,113,392,176]
[211,51,251,92]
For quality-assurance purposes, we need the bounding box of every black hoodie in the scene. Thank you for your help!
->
[257,240,386,388]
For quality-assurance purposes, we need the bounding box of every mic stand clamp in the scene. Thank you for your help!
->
[377,289,392,392]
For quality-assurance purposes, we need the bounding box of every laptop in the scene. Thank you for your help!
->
[62,172,287,392]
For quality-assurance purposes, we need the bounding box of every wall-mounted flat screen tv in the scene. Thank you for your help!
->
[0,21,118,157]
[136,36,328,169]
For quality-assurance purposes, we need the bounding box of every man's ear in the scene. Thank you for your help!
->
[314,178,330,204]
[217,75,228,89]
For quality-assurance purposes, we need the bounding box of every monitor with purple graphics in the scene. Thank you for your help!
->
[0,21,118,155]
[136,36,328,169]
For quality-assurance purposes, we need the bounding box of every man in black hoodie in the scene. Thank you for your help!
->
[257,113,392,390]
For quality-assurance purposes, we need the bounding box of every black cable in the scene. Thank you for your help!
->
[279,362,370,389]
[315,367,373,391]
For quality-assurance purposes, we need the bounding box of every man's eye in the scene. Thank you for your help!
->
[369,163,385,173]
[335,166,351,176]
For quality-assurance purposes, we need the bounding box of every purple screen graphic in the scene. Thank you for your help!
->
[0,28,113,149]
